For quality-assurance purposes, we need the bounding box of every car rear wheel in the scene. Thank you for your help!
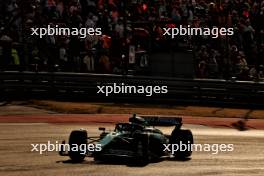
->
[68,130,88,162]
[133,135,149,165]
[170,129,193,159]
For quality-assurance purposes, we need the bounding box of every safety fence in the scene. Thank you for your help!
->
[0,71,264,107]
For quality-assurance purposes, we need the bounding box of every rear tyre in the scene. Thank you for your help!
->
[133,135,149,165]
[170,129,193,159]
[68,130,88,162]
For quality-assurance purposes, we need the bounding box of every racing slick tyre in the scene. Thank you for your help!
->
[169,129,193,159]
[133,135,149,165]
[68,130,88,162]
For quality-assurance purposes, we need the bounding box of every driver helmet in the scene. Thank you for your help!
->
[129,114,146,125]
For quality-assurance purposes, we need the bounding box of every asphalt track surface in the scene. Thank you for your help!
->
[0,121,264,176]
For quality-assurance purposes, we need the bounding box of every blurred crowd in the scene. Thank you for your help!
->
[0,0,263,80]
[188,0,264,80]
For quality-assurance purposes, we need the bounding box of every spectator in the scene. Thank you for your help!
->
[99,52,111,73]
[83,51,95,72]
[0,0,263,80]
[59,43,68,71]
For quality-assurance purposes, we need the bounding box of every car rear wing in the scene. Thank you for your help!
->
[142,116,182,128]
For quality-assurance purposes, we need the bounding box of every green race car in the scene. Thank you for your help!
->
[59,114,193,164]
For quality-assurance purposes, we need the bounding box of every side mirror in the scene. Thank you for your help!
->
[99,127,106,131]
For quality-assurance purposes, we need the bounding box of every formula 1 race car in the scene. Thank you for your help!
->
[59,114,193,164]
